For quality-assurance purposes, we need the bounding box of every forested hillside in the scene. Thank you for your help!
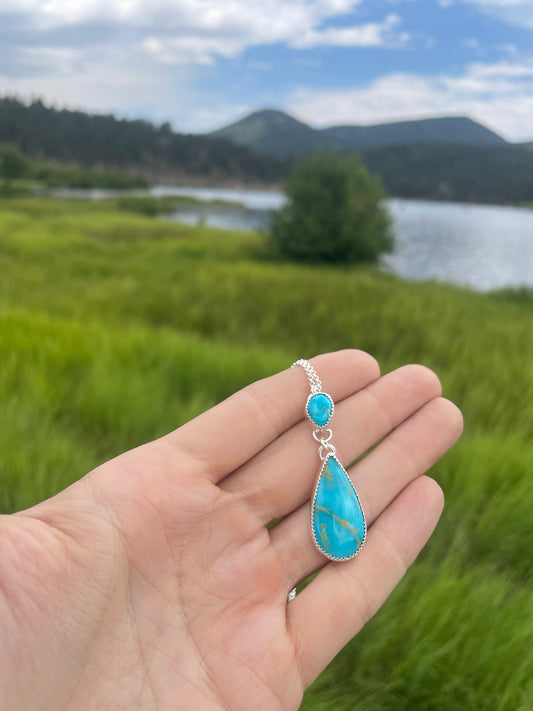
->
[359,143,533,203]
[211,109,507,157]
[209,109,506,159]
[0,97,282,184]
[2,97,533,203]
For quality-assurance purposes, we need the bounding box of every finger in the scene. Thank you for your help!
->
[288,475,445,687]
[162,350,380,482]
[271,397,462,586]
[220,364,442,520]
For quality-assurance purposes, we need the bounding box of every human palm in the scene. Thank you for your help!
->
[0,351,462,710]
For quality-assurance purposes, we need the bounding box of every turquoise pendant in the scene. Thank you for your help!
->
[306,392,334,428]
[311,453,366,561]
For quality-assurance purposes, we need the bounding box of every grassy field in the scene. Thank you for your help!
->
[0,197,532,709]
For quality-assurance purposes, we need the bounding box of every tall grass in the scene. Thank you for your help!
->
[0,198,531,709]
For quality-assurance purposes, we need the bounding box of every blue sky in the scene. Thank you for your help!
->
[0,0,533,140]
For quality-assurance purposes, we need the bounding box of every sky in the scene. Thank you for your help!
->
[1,0,533,141]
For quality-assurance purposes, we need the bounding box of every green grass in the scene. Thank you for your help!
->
[0,197,531,709]
[115,194,245,215]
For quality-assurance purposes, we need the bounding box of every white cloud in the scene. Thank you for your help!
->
[445,0,533,28]
[0,1,412,69]
[2,0,530,140]
[0,42,251,133]
[0,0,413,125]
[0,0,385,125]
[288,58,533,140]
[136,2,410,64]
[290,13,409,49]
[0,36,203,124]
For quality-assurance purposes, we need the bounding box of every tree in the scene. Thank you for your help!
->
[0,144,29,179]
[270,151,392,263]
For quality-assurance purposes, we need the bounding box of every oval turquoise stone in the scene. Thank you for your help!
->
[312,454,366,560]
[307,393,334,427]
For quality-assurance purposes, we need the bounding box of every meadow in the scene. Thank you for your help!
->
[0,197,532,710]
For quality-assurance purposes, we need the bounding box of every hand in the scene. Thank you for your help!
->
[0,350,462,711]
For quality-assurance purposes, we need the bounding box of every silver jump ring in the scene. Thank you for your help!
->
[318,442,337,460]
[312,428,332,445]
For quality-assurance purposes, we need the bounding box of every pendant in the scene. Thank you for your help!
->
[311,453,366,561]
[292,359,367,564]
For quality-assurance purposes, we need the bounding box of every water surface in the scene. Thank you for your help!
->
[382,199,533,291]
[52,185,533,292]
[163,188,533,292]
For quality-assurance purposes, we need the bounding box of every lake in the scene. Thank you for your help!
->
[382,199,533,292]
[55,185,533,292]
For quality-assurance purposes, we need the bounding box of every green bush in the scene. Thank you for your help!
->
[270,151,392,263]
[0,145,29,179]
[0,143,148,189]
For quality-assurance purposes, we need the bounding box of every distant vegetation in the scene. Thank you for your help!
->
[0,144,147,191]
[213,109,533,205]
[0,96,283,185]
[360,142,533,204]
[0,197,531,709]
[2,96,533,204]
[271,152,391,263]
[115,194,243,216]
[211,108,506,157]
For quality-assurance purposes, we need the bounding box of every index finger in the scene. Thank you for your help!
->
[164,350,380,482]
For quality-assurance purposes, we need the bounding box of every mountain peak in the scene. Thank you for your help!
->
[244,108,309,126]
[210,108,312,150]
[209,109,507,158]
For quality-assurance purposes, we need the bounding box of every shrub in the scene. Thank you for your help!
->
[270,151,392,263]
[0,145,29,179]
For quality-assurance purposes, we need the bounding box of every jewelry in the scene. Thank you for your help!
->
[293,359,366,562]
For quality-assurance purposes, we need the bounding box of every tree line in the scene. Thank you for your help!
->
[0,97,283,185]
[2,96,533,203]
[359,143,533,204]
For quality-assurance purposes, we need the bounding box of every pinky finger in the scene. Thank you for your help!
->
[288,475,444,688]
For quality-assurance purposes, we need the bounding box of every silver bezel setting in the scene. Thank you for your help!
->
[310,453,367,562]
[305,391,334,429]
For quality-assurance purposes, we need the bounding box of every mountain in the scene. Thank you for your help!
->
[0,97,283,185]
[210,109,507,158]
[210,109,323,158]
[211,109,533,203]
[321,116,506,150]
[2,97,532,203]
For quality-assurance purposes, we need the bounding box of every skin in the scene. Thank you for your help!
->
[0,350,463,711]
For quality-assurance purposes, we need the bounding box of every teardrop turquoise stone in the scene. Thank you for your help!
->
[312,454,366,561]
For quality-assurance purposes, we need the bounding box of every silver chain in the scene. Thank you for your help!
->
[292,358,322,394]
